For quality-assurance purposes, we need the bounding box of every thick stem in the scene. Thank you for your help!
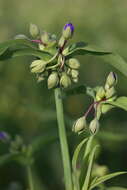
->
[27,165,34,190]
[54,88,73,190]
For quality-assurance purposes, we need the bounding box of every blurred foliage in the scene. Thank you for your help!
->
[0,0,127,189]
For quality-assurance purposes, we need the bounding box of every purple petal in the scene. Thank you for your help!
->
[64,23,74,34]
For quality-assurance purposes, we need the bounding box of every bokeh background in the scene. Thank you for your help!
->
[0,0,127,189]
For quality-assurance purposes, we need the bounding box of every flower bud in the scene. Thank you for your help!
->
[47,72,59,89]
[105,72,117,89]
[30,60,46,73]
[60,72,71,88]
[71,69,79,78]
[72,77,78,83]
[105,87,116,99]
[72,116,87,133]
[67,58,80,69]
[58,36,65,48]
[41,31,50,44]
[29,23,40,37]
[92,164,109,177]
[62,23,74,39]
[96,87,106,101]
[89,118,99,135]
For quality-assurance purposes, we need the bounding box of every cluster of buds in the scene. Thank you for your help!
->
[73,72,117,135]
[96,71,117,102]
[27,23,80,89]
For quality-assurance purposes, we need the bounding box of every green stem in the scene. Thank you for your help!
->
[54,88,73,190]
[27,165,34,190]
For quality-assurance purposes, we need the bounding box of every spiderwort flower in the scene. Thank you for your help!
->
[0,131,10,142]
[63,22,74,39]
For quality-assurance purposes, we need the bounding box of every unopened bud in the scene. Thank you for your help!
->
[47,72,59,89]
[63,23,74,39]
[72,116,87,133]
[60,72,71,88]
[67,58,80,69]
[58,36,65,48]
[29,23,40,38]
[105,87,116,99]
[71,69,79,78]
[30,60,46,73]
[72,77,78,83]
[41,32,50,44]
[89,118,99,135]
[105,72,117,89]
[96,87,106,101]
[92,164,109,177]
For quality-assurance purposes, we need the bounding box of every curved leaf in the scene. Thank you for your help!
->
[82,145,99,190]
[89,172,127,190]
[65,42,127,78]
[110,97,127,111]
[65,42,110,57]
[0,48,52,61]
[72,138,88,190]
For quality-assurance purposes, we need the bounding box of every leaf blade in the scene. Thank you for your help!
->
[109,97,127,111]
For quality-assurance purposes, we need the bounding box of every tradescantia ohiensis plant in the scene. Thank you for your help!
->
[0,22,127,190]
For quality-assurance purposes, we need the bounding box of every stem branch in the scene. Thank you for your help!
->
[27,165,34,190]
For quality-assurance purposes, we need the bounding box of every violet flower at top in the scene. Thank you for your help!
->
[63,23,74,39]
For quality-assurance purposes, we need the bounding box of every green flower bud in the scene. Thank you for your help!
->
[92,164,109,177]
[29,23,40,37]
[58,36,65,48]
[105,87,116,99]
[72,77,78,83]
[105,72,117,89]
[89,118,99,135]
[62,23,74,40]
[71,69,79,78]
[72,116,87,133]
[67,58,80,69]
[101,104,114,114]
[41,31,50,44]
[60,72,71,88]
[47,72,59,89]
[30,60,46,73]
[96,87,106,101]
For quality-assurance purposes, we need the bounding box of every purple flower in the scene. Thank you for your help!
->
[0,131,10,142]
[64,23,74,34]
[63,23,74,39]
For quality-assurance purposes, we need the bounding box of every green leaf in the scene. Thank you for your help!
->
[82,145,99,190]
[72,138,88,190]
[65,42,110,57]
[89,172,127,190]
[0,153,22,166]
[0,39,37,54]
[107,187,127,190]
[0,48,52,61]
[109,97,127,111]
[65,42,127,78]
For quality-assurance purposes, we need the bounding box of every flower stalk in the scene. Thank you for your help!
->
[54,88,73,190]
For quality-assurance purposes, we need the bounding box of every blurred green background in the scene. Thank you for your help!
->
[0,0,127,189]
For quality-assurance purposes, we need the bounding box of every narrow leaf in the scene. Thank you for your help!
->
[89,172,127,190]
[0,48,52,61]
[82,145,99,190]
[65,42,110,58]
[72,138,88,190]
[109,97,127,111]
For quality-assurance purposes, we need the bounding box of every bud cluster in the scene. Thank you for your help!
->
[26,22,80,89]
[73,72,118,135]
